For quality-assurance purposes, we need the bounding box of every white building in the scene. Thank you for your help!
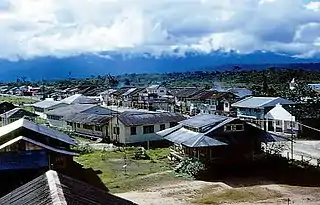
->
[146,85,167,97]
[32,99,67,119]
[109,111,186,144]
[289,78,297,90]
[308,84,320,92]
[264,103,299,134]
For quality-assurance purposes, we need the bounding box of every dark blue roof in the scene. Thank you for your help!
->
[180,114,228,129]
[228,88,252,98]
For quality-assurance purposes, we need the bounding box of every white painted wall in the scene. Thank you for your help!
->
[108,117,167,144]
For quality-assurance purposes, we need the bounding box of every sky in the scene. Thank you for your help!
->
[0,0,319,60]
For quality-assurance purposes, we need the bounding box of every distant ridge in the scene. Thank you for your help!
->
[213,63,320,71]
[0,51,319,81]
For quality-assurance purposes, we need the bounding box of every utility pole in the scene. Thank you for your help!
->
[291,105,294,160]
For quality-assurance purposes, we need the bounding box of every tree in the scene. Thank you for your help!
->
[281,81,317,103]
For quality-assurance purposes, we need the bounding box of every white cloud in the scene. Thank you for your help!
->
[0,0,319,60]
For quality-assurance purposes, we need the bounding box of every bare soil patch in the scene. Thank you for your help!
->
[116,180,320,205]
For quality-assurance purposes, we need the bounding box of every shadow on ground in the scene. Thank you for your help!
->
[61,162,109,192]
[198,156,320,188]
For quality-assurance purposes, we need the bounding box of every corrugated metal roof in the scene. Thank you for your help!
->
[159,114,241,148]
[228,88,252,98]
[63,113,113,125]
[262,132,290,142]
[147,85,160,89]
[189,90,217,100]
[182,135,227,147]
[0,136,78,156]
[157,124,182,137]
[118,112,186,126]
[180,114,228,129]
[163,127,227,148]
[61,94,100,104]
[0,108,38,119]
[0,170,136,205]
[0,118,76,145]
[202,117,236,133]
[100,89,118,95]
[164,127,203,144]
[170,88,204,98]
[231,96,295,108]
[122,88,137,96]
[46,104,96,116]
[32,100,63,108]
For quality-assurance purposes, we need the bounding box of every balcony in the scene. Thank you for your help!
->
[0,150,48,170]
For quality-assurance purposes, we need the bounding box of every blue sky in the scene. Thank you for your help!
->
[0,0,319,60]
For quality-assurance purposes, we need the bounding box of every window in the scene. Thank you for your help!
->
[76,123,80,128]
[143,125,154,134]
[235,124,244,131]
[48,115,60,120]
[83,124,93,130]
[288,121,295,128]
[224,125,232,131]
[224,124,244,132]
[225,102,229,107]
[276,120,281,126]
[160,124,166,131]
[95,125,102,132]
[131,126,137,135]
[170,122,178,128]
[113,127,120,135]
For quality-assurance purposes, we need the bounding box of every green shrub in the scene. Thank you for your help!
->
[133,147,150,160]
[174,157,206,179]
[72,144,94,154]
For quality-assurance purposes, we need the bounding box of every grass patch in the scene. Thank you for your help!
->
[192,186,283,205]
[0,95,39,105]
[75,148,179,193]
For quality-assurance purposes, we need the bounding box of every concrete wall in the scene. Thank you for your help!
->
[108,117,167,144]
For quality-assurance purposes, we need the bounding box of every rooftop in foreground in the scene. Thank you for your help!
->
[0,170,136,205]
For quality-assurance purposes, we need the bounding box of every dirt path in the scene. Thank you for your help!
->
[116,178,320,205]
[116,180,226,205]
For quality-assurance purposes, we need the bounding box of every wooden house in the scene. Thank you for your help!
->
[32,99,68,119]
[188,91,238,115]
[169,87,205,114]
[0,118,78,171]
[63,112,115,139]
[46,104,116,129]
[158,114,277,164]
[0,108,38,125]
[109,111,186,144]
[0,102,16,115]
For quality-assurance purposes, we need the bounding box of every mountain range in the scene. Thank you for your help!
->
[0,50,319,82]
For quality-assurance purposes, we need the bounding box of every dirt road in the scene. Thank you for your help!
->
[116,179,320,205]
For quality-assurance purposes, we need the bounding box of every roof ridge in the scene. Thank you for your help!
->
[46,170,67,205]
[231,96,253,106]
[259,97,278,107]
[191,134,205,147]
